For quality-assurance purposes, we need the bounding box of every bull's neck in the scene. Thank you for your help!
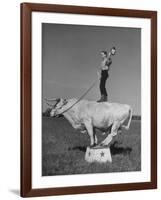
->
[63,108,76,124]
[61,99,78,124]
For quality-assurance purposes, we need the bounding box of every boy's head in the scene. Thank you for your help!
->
[111,47,116,55]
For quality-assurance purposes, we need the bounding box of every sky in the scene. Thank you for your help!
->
[42,23,141,115]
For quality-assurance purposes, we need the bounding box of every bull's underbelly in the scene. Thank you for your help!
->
[70,114,126,131]
[94,123,111,131]
[92,117,113,129]
[72,122,110,134]
[73,120,112,131]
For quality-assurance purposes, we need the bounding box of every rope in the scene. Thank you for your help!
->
[56,79,98,116]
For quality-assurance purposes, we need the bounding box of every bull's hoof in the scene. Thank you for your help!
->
[97,142,110,148]
[90,144,97,148]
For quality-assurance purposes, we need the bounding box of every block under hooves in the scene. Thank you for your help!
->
[85,146,112,163]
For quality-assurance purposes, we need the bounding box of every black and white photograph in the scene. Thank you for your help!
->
[42,23,141,176]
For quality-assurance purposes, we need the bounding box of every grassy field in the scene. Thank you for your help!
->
[42,117,141,176]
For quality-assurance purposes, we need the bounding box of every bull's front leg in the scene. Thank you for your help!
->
[94,134,98,145]
[84,119,95,147]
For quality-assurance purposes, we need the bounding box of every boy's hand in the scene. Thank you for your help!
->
[108,52,112,57]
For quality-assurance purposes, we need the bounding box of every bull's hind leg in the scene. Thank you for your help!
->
[100,121,121,146]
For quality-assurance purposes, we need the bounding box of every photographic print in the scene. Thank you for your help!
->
[42,23,141,176]
[21,3,157,197]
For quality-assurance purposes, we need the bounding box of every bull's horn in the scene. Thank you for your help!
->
[45,102,54,108]
[44,97,59,102]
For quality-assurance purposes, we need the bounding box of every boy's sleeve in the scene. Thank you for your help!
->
[106,57,112,66]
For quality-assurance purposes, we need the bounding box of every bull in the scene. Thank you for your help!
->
[45,98,132,147]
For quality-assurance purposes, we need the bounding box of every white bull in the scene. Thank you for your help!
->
[47,98,132,147]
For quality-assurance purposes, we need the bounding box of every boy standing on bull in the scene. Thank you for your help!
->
[97,47,116,102]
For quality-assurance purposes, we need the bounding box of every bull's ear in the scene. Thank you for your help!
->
[63,99,68,105]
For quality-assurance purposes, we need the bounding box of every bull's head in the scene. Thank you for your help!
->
[45,97,68,117]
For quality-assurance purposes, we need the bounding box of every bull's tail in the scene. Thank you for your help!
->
[122,107,133,130]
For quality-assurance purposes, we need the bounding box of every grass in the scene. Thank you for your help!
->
[42,117,141,176]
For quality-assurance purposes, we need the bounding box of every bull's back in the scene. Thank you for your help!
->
[79,101,130,128]
[102,102,130,120]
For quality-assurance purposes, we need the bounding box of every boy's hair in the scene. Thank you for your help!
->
[111,46,116,50]
[101,50,107,56]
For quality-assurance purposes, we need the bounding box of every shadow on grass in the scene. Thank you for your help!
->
[110,141,132,155]
[68,146,86,152]
[68,141,132,156]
